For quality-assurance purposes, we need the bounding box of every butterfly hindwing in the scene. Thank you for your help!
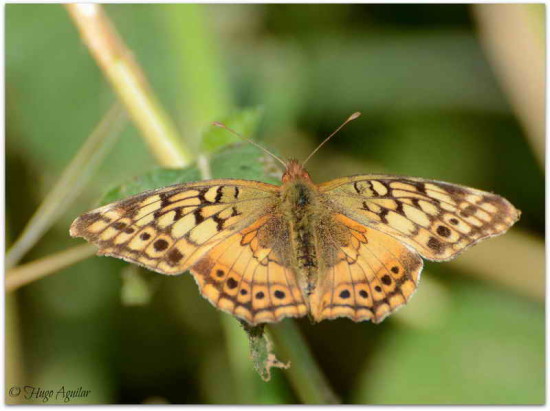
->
[191,215,308,324]
[70,179,279,275]
[311,213,423,323]
[319,175,520,261]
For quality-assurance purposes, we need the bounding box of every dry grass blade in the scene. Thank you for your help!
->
[473,4,544,168]
[5,104,126,269]
[453,229,544,302]
[6,244,97,292]
[65,4,193,168]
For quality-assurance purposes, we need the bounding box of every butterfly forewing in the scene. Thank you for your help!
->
[319,175,520,262]
[70,180,279,275]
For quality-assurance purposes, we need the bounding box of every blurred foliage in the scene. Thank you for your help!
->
[6,4,544,404]
[354,276,544,404]
[201,107,264,153]
[102,143,279,204]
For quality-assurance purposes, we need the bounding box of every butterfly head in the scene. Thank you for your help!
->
[282,159,312,183]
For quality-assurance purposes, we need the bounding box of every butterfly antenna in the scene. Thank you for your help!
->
[211,122,287,167]
[302,112,361,166]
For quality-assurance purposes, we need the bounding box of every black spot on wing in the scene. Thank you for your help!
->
[436,225,451,237]
[154,239,169,251]
[214,186,223,203]
[213,215,225,231]
[274,290,286,299]
[112,221,127,230]
[411,181,427,195]
[194,208,205,225]
[167,248,184,264]
[339,290,351,299]
[427,237,443,253]
[227,277,238,289]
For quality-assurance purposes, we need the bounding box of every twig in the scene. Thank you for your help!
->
[65,4,193,168]
[6,244,97,293]
[5,104,126,269]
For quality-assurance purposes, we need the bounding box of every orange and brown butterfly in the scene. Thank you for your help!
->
[70,113,520,325]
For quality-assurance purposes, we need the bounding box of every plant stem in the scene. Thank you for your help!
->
[5,104,126,269]
[220,316,257,403]
[6,244,97,293]
[162,4,232,145]
[65,4,193,168]
[268,321,340,404]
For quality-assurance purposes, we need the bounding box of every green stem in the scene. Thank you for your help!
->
[162,4,232,144]
[220,316,258,403]
[269,321,340,404]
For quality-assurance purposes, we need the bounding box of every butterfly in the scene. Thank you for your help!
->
[70,113,520,325]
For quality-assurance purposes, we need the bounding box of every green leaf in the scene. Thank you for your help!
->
[101,166,200,205]
[201,107,264,154]
[100,142,281,205]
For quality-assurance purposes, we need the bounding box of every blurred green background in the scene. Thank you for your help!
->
[6,4,544,404]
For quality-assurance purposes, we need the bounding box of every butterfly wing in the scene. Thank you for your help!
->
[191,214,308,324]
[311,213,423,323]
[319,175,520,261]
[71,179,308,324]
[70,179,279,275]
